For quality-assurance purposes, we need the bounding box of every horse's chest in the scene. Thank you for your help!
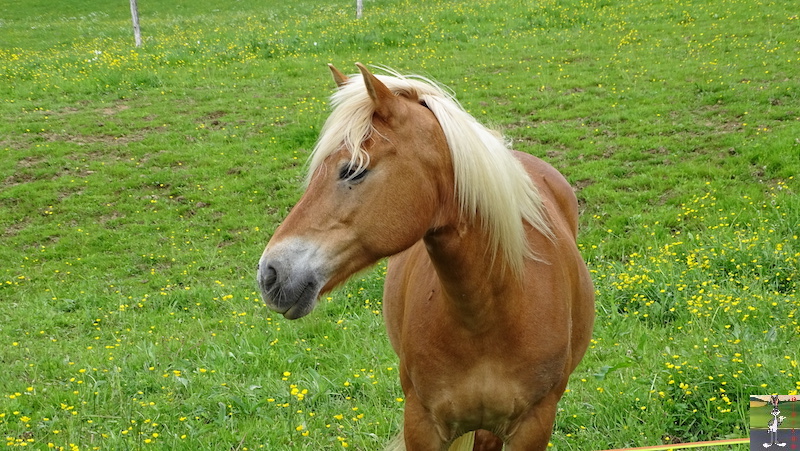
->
[405,349,564,434]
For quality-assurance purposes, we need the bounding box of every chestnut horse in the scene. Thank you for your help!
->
[257,63,594,450]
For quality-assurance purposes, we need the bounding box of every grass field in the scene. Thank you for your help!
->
[1,0,798,449]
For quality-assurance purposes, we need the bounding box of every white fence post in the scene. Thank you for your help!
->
[356,0,363,19]
[130,0,142,47]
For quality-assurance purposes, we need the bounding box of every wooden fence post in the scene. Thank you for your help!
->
[130,0,142,47]
[356,0,363,19]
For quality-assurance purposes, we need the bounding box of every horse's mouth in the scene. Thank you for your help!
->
[281,280,319,320]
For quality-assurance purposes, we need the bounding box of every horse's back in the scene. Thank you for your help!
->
[513,151,580,240]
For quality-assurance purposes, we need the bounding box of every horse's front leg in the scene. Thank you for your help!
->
[403,393,449,451]
[503,394,560,451]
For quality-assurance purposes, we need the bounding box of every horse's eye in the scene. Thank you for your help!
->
[339,165,368,182]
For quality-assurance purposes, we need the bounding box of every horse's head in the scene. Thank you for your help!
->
[257,64,452,319]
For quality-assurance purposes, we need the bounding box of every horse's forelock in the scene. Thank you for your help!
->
[309,71,452,179]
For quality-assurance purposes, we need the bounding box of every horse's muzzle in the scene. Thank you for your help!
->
[257,239,326,319]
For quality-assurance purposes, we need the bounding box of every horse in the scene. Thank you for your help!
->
[257,63,595,451]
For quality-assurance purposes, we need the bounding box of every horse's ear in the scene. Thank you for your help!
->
[328,64,349,88]
[356,62,395,118]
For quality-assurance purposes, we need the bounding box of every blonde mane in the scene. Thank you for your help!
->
[308,67,551,273]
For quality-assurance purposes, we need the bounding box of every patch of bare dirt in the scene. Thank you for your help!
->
[99,104,130,116]
[39,130,147,146]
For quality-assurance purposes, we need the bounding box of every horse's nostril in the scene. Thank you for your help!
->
[264,264,278,288]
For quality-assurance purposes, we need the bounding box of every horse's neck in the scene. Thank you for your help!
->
[423,221,519,328]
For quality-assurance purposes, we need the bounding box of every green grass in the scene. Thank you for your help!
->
[1,0,798,449]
